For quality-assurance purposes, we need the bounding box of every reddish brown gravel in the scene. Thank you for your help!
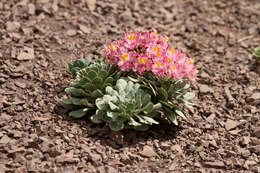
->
[0,0,260,172]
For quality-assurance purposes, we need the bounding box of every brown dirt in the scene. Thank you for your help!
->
[0,0,260,172]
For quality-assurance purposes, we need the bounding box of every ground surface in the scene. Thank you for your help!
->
[0,0,260,172]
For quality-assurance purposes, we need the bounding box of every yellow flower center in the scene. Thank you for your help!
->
[189,59,194,64]
[165,37,169,42]
[167,58,171,63]
[138,58,147,64]
[156,52,161,57]
[172,65,176,70]
[105,57,109,62]
[153,47,160,52]
[156,62,162,67]
[128,34,136,40]
[171,48,175,54]
[153,31,157,36]
[121,54,129,62]
[109,45,115,51]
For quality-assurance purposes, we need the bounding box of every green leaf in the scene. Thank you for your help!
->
[62,98,73,105]
[134,124,149,131]
[65,87,88,97]
[104,77,113,84]
[158,87,168,101]
[69,108,88,118]
[182,92,195,100]
[84,83,95,92]
[109,121,124,131]
[80,99,95,107]
[142,94,151,106]
[68,58,92,76]
[141,102,154,113]
[62,103,77,110]
[163,107,178,125]
[90,110,104,123]
[90,89,103,99]
[87,70,98,79]
[99,70,108,79]
[93,77,103,87]
[175,109,187,120]
[70,97,82,105]
[152,103,162,111]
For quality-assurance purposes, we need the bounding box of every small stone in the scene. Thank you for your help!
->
[66,30,77,36]
[203,160,225,169]
[0,136,11,144]
[28,4,35,15]
[17,47,34,60]
[239,136,250,146]
[225,119,239,131]
[252,128,260,138]
[86,0,96,11]
[78,24,90,34]
[247,93,260,105]
[37,0,49,3]
[139,146,157,158]
[6,21,20,32]
[199,84,213,94]
[249,145,260,154]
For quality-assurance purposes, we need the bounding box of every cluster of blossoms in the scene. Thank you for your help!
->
[104,31,196,81]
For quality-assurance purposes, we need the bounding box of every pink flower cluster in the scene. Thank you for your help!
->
[104,31,196,81]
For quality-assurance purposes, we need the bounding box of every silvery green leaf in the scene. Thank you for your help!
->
[183,92,195,100]
[106,86,118,96]
[254,47,260,55]
[80,99,95,107]
[107,111,120,120]
[136,115,158,125]
[69,108,87,119]
[109,121,124,131]
[129,117,141,126]
[116,79,127,91]
[108,101,119,111]
[175,109,187,120]
[183,101,195,108]
[96,98,107,110]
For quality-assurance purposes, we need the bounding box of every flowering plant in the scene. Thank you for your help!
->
[104,31,196,81]
[62,30,196,131]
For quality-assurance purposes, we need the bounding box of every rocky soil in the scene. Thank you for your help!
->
[0,0,260,172]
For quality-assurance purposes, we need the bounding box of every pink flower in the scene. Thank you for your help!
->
[104,31,197,81]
